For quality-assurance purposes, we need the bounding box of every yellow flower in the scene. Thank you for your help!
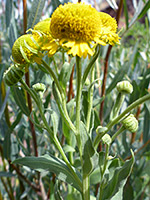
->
[12,34,42,64]
[32,18,59,56]
[49,2,120,58]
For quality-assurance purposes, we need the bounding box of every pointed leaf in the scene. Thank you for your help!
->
[101,151,135,200]
[13,154,82,192]
[11,87,30,116]
[27,0,46,29]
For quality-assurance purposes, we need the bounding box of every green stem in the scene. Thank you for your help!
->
[42,60,76,134]
[86,66,95,134]
[94,93,150,148]
[107,93,150,131]
[83,175,90,200]
[41,60,63,96]
[110,93,125,120]
[111,126,125,142]
[75,56,82,155]
[82,45,100,86]
[20,80,82,190]
[99,144,110,200]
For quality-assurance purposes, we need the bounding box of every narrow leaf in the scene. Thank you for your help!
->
[102,151,135,200]
[13,154,82,192]
[12,87,30,116]
[27,0,46,29]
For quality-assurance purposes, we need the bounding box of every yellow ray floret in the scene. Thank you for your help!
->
[49,2,120,58]
[32,18,59,56]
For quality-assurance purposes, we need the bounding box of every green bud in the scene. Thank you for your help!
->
[122,114,138,132]
[32,83,46,93]
[96,126,108,135]
[3,64,25,86]
[116,81,133,94]
[102,134,112,145]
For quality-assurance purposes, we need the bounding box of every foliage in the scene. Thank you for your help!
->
[0,0,150,199]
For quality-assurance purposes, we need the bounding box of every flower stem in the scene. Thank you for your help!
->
[99,144,110,200]
[42,60,76,134]
[75,56,82,155]
[110,93,125,120]
[83,175,90,200]
[94,93,150,148]
[111,126,125,142]
[20,79,82,190]
[86,65,95,134]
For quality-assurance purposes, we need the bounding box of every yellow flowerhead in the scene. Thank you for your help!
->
[33,18,59,56]
[50,2,120,58]
[12,34,42,64]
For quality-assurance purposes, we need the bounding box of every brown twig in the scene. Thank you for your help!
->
[0,178,13,200]
[23,0,38,157]
[99,0,124,124]
[124,139,150,161]
[9,161,40,192]
[67,66,75,102]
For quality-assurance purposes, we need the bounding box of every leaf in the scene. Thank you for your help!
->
[0,87,10,120]
[51,110,59,136]
[138,0,150,19]
[106,0,118,10]
[27,0,46,29]
[123,0,129,29]
[11,87,30,116]
[101,151,135,200]
[106,64,128,95]
[8,16,17,48]
[129,0,146,27]
[0,172,15,177]
[5,0,13,28]
[143,104,150,144]
[50,0,62,14]
[3,130,11,159]
[13,154,82,192]
[58,60,75,89]
[80,122,98,175]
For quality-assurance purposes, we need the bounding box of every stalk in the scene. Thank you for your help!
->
[20,79,82,191]
[86,66,95,133]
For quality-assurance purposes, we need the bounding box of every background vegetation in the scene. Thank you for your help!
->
[0,0,150,199]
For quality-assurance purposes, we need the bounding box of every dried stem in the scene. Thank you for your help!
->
[125,139,150,161]
[67,66,75,102]
[9,161,40,192]
[99,0,124,124]
[23,0,38,157]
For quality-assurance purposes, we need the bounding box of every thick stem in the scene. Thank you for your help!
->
[75,56,82,156]
[83,175,90,200]
[76,56,82,133]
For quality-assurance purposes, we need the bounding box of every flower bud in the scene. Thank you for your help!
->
[12,34,42,64]
[102,134,112,145]
[116,81,133,94]
[3,64,25,86]
[32,83,46,93]
[122,114,138,132]
[96,126,108,135]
